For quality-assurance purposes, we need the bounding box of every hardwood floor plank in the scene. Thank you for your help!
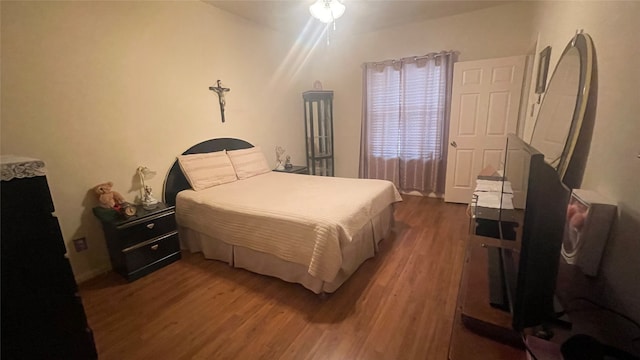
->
[80,196,471,359]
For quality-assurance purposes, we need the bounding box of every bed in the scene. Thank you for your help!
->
[163,138,402,294]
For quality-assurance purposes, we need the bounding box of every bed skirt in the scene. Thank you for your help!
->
[178,205,395,294]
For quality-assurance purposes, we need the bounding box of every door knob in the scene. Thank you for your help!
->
[450,141,458,148]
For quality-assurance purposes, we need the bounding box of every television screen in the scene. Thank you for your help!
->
[499,134,571,330]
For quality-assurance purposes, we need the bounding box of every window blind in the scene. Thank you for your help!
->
[366,60,445,160]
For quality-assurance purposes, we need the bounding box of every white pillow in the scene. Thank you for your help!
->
[177,151,237,191]
[226,146,271,179]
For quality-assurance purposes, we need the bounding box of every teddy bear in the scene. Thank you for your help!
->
[93,181,126,209]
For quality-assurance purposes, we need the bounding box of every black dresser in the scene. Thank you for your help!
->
[1,156,97,359]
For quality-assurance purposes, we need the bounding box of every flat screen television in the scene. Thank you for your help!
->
[498,134,572,331]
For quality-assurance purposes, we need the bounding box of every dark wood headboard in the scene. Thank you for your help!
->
[163,138,254,206]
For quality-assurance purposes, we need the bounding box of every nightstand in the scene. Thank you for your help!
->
[273,165,308,174]
[98,203,181,281]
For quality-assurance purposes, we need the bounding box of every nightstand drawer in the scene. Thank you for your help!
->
[117,211,176,248]
[123,232,180,275]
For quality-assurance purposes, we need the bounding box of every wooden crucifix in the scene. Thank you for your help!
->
[209,80,230,123]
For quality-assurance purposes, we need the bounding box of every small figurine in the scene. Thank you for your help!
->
[284,155,293,169]
[142,185,158,210]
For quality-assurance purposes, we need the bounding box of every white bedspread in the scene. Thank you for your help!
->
[176,172,402,282]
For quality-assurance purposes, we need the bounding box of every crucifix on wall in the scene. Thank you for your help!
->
[209,80,230,123]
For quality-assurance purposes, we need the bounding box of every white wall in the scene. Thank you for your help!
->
[1,1,305,281]
[524,1,640,322]
[302,2,537,178]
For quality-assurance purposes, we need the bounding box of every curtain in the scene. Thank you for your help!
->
[359,51,455,195]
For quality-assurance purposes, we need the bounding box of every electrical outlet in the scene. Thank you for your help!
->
[73,237,88,252]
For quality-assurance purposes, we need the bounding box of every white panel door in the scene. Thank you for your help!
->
[444,56,526,203]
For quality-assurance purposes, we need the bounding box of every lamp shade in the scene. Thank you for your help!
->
[138,166,156,179]
[310,0,345,24]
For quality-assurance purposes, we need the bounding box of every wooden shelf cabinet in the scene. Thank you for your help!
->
[303,90,334,176]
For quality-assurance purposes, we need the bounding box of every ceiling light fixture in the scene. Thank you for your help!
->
[309,0,345,24]
[309,0,345,45]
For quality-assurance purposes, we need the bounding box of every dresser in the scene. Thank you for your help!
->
[1,156,97,359]
[97,203,180,281]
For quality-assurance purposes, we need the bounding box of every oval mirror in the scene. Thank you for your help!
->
[529,32,596,189]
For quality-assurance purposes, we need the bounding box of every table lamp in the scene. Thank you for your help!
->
[137,166,159,210]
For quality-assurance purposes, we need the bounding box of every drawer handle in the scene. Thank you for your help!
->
[146,223,155,229]
[150,244,159,251]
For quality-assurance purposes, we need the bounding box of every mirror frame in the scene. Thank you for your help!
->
[531,32,596,187]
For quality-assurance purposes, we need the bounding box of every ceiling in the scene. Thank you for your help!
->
[204,1,509,33]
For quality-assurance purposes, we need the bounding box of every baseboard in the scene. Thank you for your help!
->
[75,265,112,284]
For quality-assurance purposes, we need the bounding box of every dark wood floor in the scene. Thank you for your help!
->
[80,195,469,359]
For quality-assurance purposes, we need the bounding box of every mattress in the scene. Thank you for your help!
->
[176,172,402,283]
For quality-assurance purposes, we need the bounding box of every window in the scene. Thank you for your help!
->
[360,52,454,194]
[367,60,444,160]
